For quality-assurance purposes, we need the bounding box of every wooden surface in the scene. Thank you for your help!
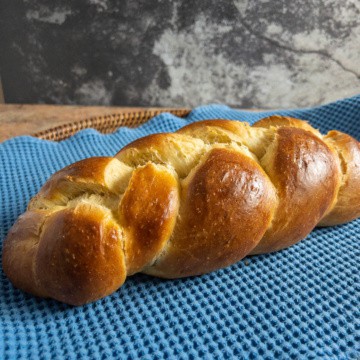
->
[0,104,170,142]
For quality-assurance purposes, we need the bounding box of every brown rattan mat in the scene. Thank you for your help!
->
[33,108,191,141]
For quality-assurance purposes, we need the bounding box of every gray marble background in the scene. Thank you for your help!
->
[1,0,359,108]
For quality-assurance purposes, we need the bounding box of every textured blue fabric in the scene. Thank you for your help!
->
[1,95,359,360]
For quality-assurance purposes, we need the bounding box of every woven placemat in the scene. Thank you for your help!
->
[33,108,191,141]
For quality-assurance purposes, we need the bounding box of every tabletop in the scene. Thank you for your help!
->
[0,104,169,142]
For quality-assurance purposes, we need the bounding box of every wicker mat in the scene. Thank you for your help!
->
[33,108,190,141]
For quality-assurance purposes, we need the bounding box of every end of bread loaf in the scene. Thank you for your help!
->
[3,205,127,306]
[3,157,132,305]
[319,130,360,226]
[3,210,49,298]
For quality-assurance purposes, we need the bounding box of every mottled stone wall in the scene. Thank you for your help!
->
[1,0,359,108]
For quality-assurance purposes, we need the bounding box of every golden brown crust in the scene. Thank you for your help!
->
[251,127,341,254]
[36,204,126,305]
[177,119,251,137]
[119,163,179,275]
[176,119,251,149]
[2,210,49,297]
[145,148,277,278]
[320,131,360,225]
[253,115,322,137]
[2,116,360,305]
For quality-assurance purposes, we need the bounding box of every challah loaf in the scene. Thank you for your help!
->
[3,116,360,305]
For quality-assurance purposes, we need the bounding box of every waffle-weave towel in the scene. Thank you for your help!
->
[1,95,359,359]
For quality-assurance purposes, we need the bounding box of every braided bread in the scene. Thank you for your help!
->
[3,116,360,305]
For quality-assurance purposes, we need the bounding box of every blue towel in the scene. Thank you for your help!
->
[1,95,359,359]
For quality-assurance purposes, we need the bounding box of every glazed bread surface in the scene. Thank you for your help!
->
[3,116,360,305]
